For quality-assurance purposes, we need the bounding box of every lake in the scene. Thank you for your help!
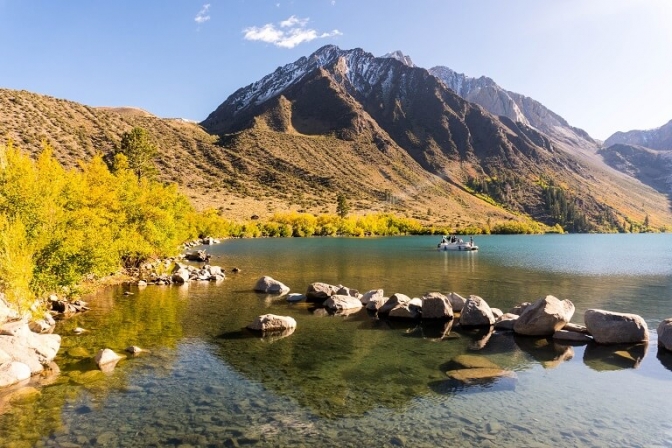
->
[2,234,672,447]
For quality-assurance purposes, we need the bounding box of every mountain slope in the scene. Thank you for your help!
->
[203,45,671,231]
[427,65,597,154]
[599,143,672,194]
[604,119,672,150]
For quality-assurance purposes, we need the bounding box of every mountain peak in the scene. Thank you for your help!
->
[382,50,414,67]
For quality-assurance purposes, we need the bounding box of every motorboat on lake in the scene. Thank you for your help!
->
[437,235,478,251]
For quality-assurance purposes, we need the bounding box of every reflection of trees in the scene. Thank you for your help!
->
[0,285,185,446]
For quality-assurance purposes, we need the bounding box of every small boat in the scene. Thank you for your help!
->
[437,237,478,251]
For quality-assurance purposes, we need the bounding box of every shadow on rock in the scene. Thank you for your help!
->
[583,342,648,371]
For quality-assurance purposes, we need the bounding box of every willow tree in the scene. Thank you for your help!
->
[118,127,158,181]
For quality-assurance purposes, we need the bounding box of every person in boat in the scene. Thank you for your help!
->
[470,236,474,246]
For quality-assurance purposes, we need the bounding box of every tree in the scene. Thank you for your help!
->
[336,194,350,219]
[118,127,158,181]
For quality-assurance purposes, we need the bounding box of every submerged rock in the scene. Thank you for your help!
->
[446,368,517,384]
[584,309,649,344]
[449,354,501,370]
[94,349,124,372]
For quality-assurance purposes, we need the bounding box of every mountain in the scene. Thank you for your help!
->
[427,65,597,154]
[604,119,672,150]
[2,45,671,231]
[598,143,672,194]
[203,45,671,231]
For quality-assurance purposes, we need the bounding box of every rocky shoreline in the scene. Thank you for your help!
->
[251,277,672,384]
[2,255,671,391]
[0,239,228,389]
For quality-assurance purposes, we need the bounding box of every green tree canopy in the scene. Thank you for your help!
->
[118,127,158,180]
[336,193,350,219]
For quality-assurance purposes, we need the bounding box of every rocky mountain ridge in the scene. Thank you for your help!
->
[427,65,597,154]
[202,45,671,231]
[604,119,672,151]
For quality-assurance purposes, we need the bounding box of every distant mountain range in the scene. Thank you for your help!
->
[1,45,670,230]
[202,45,670,230]
[599,119,672,194]
[604,119,672,150]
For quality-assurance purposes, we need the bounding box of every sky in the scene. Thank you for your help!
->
[1,0,670,141]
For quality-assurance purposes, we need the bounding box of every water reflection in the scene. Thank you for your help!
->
[657,348,672,372]
[584,343,648,371]
[2,235,672,447]
[513,335,575,369]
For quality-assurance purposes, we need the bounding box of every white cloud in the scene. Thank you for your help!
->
[195,4,211,24]
[243,16,342,49]
[280,15,309,28]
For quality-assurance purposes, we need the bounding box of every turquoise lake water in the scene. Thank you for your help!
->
[1,234,672,447]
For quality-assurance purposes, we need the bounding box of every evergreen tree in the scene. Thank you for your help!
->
[336,194,350,218]
[118,127,158,181]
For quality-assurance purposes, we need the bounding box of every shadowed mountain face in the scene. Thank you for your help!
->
[599,144,672,194]
[604,119,672,151]
[202,45,672,229]
[601,120,672,196]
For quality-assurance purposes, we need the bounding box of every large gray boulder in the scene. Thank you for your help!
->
[513,295,575,336]
[253,276,290,295]
[336,286,360,298]
[366,294,389,311]
[447,292,467,312]
[459,295,495,327]
[422,293,454,320]
[658,318,672,351]
[584,309,649,344]
[306,282,339,301]
[494,313,519,330]
[360,289,384,306]
[247,314,297,332]
[171,267,191,284]
[0,361,31,388]
[324,295,363,312]
[0,324,61,376]
[378,293,411,315]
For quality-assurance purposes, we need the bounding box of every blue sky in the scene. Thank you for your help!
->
[1,0,670,140]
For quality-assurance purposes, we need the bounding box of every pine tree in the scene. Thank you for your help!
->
[336,194,350,218]
[118,127,158,181]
